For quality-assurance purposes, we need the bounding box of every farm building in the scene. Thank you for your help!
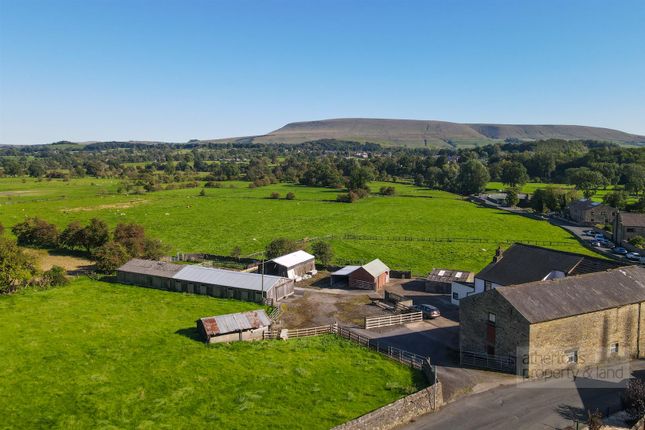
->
[450,244,622,305]
[613,212,645,243]
[197,310,271,343]
[263,250,316,281]
[568,199,616,226]
[425,269,474,293]
[117,259,294,303]
[331,259,390,291]
[460,266,645,376]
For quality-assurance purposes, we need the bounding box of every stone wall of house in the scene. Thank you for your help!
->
[331,382,443,430]
[527,302,645,377]
[459,289,530,361]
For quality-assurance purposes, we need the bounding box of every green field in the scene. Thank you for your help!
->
[485,181,634,203]
[0,177,595,273]
[0,279,422,429]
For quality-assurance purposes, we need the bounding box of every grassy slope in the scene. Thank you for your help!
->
[0,279,422,429]
[0,178,595,273]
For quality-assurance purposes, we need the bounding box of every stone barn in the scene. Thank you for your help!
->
[117,259,294,304]
[263,250,316,281]
[347,259,390,291]
[425,268,474,293]
[197,310,271,343]
[460,266,645,377]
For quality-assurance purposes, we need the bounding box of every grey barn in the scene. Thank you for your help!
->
[117,259,294,303]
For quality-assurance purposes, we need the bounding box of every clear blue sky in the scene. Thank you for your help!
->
[1,0,644,145]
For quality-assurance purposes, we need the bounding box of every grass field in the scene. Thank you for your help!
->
[485,181,635,203]
[0,279,423,429]
[0,177,595,273]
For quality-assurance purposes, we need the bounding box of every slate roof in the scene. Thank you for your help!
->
[569,199,606,211]
[475,244,622,286]
[496,266,645,324]
[427,268,474,283]
[174,265,286,292]
[117,259,184,278]
[199,310,271,336]
[270,250,315,268]
[620,212,645,228]
[361,259,390,278]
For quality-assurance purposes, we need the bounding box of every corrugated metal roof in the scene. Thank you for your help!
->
[200,310,271,336]
[361,259,390,278]
[331,266,360,276]
[496,266,645,324]
[270,250,315,268]
[117,259,184,278]
[173,265,285,292]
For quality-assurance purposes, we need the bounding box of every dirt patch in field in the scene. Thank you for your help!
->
[279,289,391,329]
[24,248,94,273]
[0,190,41,197]
[63,199,147,212]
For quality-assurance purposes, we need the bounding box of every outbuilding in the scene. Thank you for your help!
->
[197,310,271,343]
[263,250,316,281]
[426,268,474,293]
[117,259,294,304]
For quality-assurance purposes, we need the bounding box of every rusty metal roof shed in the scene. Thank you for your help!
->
[199,310,271,336]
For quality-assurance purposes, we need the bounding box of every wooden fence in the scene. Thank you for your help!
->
[364,311,423,329]
[338,233,570,247]
[263,324,334,340]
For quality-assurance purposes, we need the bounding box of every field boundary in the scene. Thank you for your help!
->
[364,312,423,329]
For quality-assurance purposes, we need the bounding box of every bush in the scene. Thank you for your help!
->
[199,188,206,197]
[285,192,296,200]
[42,265,69,287]
[628,236,644,249]
[623,378,645,420]
[94,241,130,273]
[0,222,4,236]
[142,237,169,260]
[0,237,38,294]
[269,192,280,199]
[11,217,59,248]
[505,188,520,207]
[204,181,222,188]
[379,186,396,196]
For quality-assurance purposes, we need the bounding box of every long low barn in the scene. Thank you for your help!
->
[117,259,294,303]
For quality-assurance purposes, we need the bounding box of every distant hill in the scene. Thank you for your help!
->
[210,118,645,148]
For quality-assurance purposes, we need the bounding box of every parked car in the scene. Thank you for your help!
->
[612,247,629,255]
[626,252,642,262]
[590,240,602,247]
[583,229,596,237]
[599,239,614,248]
[413,304,440,319]
[594,234,605,241]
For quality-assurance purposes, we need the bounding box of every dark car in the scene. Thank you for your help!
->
[413,304,440,319]
[612,247,628,255]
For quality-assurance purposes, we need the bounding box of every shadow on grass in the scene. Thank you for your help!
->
[175,327,204,342]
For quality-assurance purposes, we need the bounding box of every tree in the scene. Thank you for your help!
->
[113,223,146,256]
[269,192,280,199]
[456,159,490,195]
[83,218,110,252]
[347,165,374,191]
[141,237,169,260]
[623,164,645,196]
[312,241,333,265]
[500,161,529,188]
[27,160,46,178]
[0,237,38,293]
[566,168,607,198]
[602,190,627,210]
[265,238,299,259]
[505,188,520,207]
[198,188,206,197]
[94,241,130,273]
[11,217,59,248]
[42,265,69,287]
[60,221,86,250]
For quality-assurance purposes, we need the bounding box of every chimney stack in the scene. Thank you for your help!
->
[492,246,504,263]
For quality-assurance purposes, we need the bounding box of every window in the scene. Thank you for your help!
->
[566,350,578,364]
[488,312,496,324]
[610,343,619,354]
[484,281,492,291]
[452,292,459,301]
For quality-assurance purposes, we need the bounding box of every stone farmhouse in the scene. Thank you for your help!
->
[613,212,645,244]
[568,199,616,226]
[450,243,622,305]
[460,266,645,377]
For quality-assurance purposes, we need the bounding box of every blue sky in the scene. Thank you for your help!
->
[1,0,644,145]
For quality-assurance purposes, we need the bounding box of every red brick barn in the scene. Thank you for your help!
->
[348,259,390,291]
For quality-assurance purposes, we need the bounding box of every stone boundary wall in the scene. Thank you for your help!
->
[331,382,443,430]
